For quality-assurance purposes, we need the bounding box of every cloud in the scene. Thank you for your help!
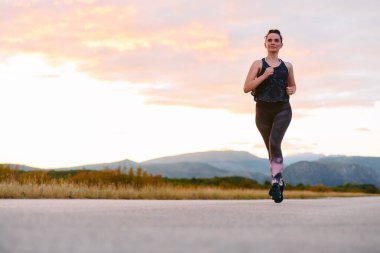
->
[1,0,379,114]
[355,128,370,132]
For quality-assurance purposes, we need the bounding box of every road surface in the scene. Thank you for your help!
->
[1,197,379,253]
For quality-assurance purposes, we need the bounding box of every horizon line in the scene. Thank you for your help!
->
[1,150,377,170]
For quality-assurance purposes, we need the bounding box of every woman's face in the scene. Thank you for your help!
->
[264,33,283,53]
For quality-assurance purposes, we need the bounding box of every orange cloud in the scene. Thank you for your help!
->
[355,128,370,132]
[1,1,379,115]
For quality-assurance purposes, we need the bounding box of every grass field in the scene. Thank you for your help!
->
[1,166,379,199]
[0,182,376,199]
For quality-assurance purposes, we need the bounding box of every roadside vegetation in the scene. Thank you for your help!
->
[0,164,378,199]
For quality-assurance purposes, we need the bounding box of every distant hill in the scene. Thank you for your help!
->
[316,156,380,173]
[52,159,139,171]
[0,164,37,171]
[142,150,269,175]
[142,162,270,182]
[141,151,271,182]
[3,151,380,187]
[285,153,326,165]
[142,162,232,178]
[284,161,380,187]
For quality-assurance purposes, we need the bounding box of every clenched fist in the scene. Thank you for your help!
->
[286,85,296,95]
[263,67,274,79]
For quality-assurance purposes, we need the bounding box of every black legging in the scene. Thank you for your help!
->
[255,100,292,180]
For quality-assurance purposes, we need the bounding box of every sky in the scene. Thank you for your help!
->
[0,0,379,168]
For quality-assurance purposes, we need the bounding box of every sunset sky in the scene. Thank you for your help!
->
[0,0,379,168]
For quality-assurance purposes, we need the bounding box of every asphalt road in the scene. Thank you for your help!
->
[0,197,379,253]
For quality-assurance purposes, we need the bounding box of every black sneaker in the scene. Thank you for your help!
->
[269,175,285,203]
[278,179,285,203]
[269,183,283,203]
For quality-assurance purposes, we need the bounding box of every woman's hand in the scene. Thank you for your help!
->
[263,67,274,79]
[286,85,296,95]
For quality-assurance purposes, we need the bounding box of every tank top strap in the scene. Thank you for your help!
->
[262,58,268,67]
[258,58,267,76]
[279,59,285,68]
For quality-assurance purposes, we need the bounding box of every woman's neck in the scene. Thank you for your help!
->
[266,53,279,62]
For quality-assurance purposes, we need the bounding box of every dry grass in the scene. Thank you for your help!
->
[0,182,377,199]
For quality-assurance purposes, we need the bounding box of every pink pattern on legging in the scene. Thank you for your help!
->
[270,159,283,177]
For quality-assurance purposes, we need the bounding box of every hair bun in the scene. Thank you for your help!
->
[268,29,281,34]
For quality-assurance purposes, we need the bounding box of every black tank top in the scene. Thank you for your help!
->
[252,58,289,102]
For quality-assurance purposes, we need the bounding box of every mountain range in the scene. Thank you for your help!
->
[4,151,380,187]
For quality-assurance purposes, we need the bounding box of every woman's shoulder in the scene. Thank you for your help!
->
[282,60,293,69]
[252,59,264,67]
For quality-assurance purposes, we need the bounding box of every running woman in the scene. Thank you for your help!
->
[243,29,296,203]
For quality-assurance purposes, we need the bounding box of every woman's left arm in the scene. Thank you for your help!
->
[286,62,296,95]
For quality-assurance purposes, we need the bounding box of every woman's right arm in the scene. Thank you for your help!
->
[243,60,271,93]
